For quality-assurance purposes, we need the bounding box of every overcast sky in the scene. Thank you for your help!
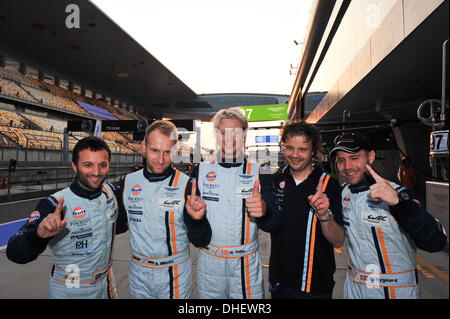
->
[91,0,313,95]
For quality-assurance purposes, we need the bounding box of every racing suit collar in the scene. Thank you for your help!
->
[348,172,376,193]
[218,155,247,168]
[70,179,103,200]
[143,165,174,182]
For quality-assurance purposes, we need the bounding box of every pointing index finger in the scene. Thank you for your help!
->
[316,175,324,194]
[54,197,64,217]
[191,179,197,197]
[365,164,384,183]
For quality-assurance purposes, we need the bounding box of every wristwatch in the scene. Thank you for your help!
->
[397,190,411,204]
[317,209,334,222]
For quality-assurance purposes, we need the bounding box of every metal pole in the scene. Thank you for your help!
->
[7,167,11,196]
[63,128,69,162]
[312,118,402,126]
[442,39,449,129]
[319,124,389,134]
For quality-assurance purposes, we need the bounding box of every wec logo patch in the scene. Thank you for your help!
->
[158,198,182,210]
[362,211,390,226]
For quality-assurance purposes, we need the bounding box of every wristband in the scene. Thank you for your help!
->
[316,209,334,222]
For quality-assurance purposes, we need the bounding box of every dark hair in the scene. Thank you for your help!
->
[280,120,321,155]
[72,136,111,165]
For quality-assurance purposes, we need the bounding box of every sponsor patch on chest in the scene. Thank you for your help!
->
[236,186,254,198]
[362,211,390,226]
[158,198,182,210]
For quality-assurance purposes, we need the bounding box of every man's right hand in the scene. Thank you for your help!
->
[308,175,330,218]
[185,180,207,220]
[37,198,66,238]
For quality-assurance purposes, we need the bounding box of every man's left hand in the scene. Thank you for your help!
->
[246,180,267,218]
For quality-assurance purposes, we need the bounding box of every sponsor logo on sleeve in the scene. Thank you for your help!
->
[28,211,40,223]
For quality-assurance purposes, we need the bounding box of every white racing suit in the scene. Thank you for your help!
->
[342,180,447,299]
[120,168,192,299]
[7,181,119,299]
[193,159,281,299]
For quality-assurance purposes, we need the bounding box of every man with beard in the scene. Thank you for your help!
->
[7,136,121,298]
[116,120,211,299]
[330,133,447,299]
[269,121,345,299]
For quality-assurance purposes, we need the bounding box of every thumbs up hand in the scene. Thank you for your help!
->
[37,198,67,239]
[246,180,267,218]
[185,179,207,220]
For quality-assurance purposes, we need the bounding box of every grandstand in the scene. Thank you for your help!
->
[0,64,143,158]
[0,107,141,154]
[76,100,118,120]
[0,78,37,103]
[0,1,288,170]
[21,113,66,133]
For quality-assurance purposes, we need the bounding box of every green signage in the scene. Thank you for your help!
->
[239,104,287,122]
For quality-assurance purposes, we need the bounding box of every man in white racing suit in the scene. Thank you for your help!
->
[330,133,447,299]
[190,107,282,299]
[7,136,121,298]
[116,120,211,298]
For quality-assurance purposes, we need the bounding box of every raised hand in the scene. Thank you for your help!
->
[37,198,66,238]
[366,165,399,205]
[308,175,330,217]
[246,180,267,218]
[185,179,207,220]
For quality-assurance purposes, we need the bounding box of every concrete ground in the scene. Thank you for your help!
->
[0,229,448,299]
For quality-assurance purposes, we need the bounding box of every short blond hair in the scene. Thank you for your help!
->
[145,120,178,144]
[212,107,248,131]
